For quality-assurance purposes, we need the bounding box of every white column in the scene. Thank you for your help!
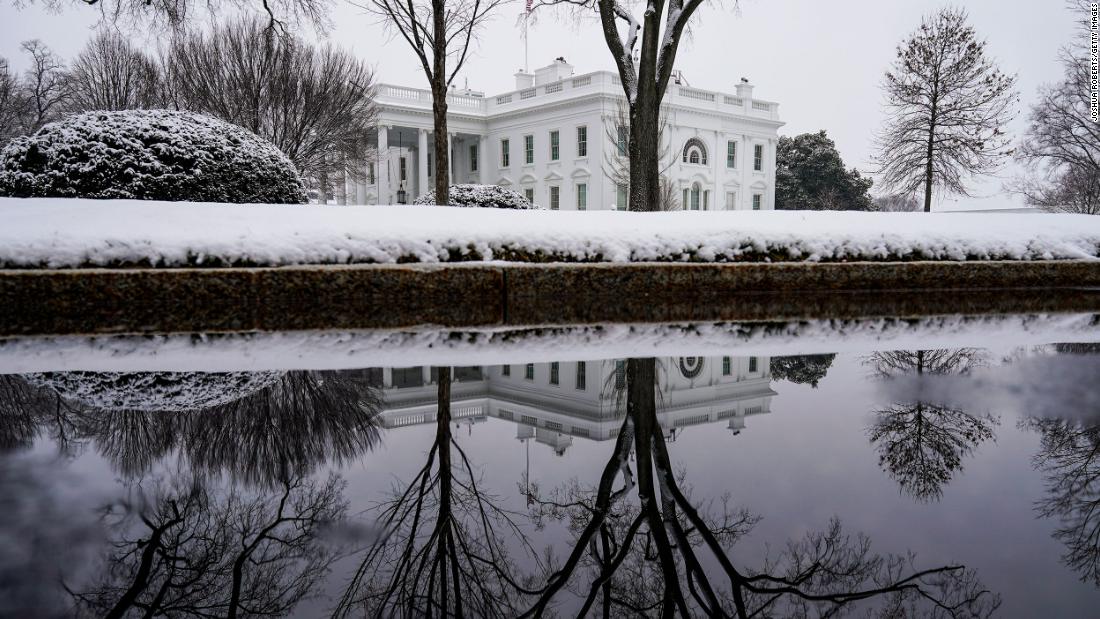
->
[377,125,389,205]
[447,132,455,182]
[418,129,429,201]
[478,134,489,184]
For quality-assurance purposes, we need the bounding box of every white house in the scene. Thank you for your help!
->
[371,356,776,456]
[351,58,783,211]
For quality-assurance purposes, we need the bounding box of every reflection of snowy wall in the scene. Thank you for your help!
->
[24,371,284,412]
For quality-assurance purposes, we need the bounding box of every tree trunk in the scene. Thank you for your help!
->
[431,0,450,206]
[628,87,662,212]
[923,88,938,213]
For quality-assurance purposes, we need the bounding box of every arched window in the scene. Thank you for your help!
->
[682,138,708,165]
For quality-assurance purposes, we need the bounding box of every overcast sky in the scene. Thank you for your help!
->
[0,0,1082,209]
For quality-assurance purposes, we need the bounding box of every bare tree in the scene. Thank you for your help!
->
[65,30,164,112]
[0,58,29,144]
[873,192,923,212]
[164,18,377,195]
[362,0,509,205]
[28,0,331,34]
[519,358,1000,616]
[873,8,1017,212]
[604,100,679,210]
[1011,1,1100,214]
[18,40,69,133]
[534,0,713,212]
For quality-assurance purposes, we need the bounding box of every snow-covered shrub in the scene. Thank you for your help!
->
[0,110,307,203]
[412,184,541,209]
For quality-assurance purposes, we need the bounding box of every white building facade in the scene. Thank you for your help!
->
[352,59,783,211]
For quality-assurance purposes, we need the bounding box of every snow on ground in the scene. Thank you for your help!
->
[1,313,1096,373]
[1,198,1099,268]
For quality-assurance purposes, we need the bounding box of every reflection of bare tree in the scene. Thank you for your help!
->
[334,367,538,618]
[71,474,347,619]
[0,371,381,488]
[1025,416,1100,586]
[865,349,986,379]
[864,350,998,502]
[520,358,999,617]
[869,402,997,502]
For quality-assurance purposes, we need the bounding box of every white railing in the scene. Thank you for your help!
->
[679,87,715,102]
[381,85,426,101]
[519,88,536,100]
[448,94,483,109]
[752,101,771,111]
[571,75,591,87]
[496,94,512,104]
[724,95,743,106]
[544,81,562,94]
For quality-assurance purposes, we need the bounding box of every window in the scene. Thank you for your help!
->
[616,185,627,210]
[727,141,737,168]
[550,362,559,385]
[749,357,758,372]
[576,183,587,210]
[367,162,375,184]
[722,357,731,375]
[616,125,628,156]
[469,144,478,172]
[726,192,737,210]
[502,364,510,376]
[427,153,433,177]
[550,130,560,161]
[754,144,763,171]
[577,126,587,157]
[576,361,586,390]
[690,184,701,210]
[393,367,424,388]
[752,194,762,210]
[703,190,709,211]
[682,138,708,165]
[549,185,560,210]
[524,134,534,164]
[524,188,534,204]
[500,138,510,167]
[615,360,626,390]
[525,363,534,380]
[400,156,407,182]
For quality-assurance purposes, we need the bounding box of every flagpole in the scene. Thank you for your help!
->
[524,0,532,72]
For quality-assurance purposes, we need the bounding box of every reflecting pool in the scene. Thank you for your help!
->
[2,318,1100,617]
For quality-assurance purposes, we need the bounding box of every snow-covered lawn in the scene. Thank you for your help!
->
[2,198,1099,268]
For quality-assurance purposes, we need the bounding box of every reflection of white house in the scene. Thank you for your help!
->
[351,58,782,211]
[373,357,776,456]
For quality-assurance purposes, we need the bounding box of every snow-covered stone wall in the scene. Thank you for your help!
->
[1,198,1098,268]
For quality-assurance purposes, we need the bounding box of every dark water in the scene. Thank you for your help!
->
[3,340,1100,617]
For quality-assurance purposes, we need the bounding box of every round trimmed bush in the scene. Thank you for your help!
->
[0,110,307,203]
[24,371,284,412]
[413,183,542,209]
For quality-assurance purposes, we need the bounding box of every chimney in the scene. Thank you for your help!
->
[515,70,534,90]
[735,77,753,100]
